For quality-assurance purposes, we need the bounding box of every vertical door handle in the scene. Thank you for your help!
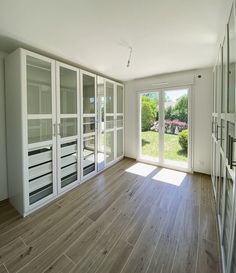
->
[57,124,61,136]
[53,124,57,137]
[229,136,236,169]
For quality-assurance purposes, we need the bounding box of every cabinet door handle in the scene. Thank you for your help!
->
[57,124,61,136]
[53,124,57,137]
[229,136,236,169]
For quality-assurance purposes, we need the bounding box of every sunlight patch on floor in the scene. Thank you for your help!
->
[125,162,156,177]
[152,168,186,186]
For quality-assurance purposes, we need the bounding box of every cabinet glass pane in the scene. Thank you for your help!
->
[117,116,124,128]
[217,52,222,114]
[223,169,233,265]
[28,119,52,144]
[106,131,114,164]
[117,85,123,113]
[83,74,95,114]
[219,155,225,220]
[117,129,123,158]
[60,118,77,138]
[83,136,95,176]
[106,116,114,129]
[27,56,52,114]
[61,141,77,188]
[227,122,235,163]
[28,146,53,204]
[60,67,77,114]
[222,38,227,113]
[97,77,105,171]
[228,10,236,113]
[106,82,114,113]
[221,119,225,152]
[213,69,217,113]
[83,117,95,134]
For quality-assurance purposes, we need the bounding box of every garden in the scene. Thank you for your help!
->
[141,94,188,162]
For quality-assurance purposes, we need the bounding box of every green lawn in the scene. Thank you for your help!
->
[141,131,187,162]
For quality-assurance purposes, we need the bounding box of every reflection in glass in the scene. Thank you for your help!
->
[83,117,95,134]
[106,131,114,164]
[83,136,95,176]
[60,118,77,138]
[223,169,233,265]
[117,85,123,113]
[60,67,77,114]
[27,56,52,114]
[117,116,124,128]
[28,119,52,144]
[106,116,115,129]
[83,74,95,114]
[106,82,114,113]
[117,129,123,158]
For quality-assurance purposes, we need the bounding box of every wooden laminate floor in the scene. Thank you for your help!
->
[0,158,221,273]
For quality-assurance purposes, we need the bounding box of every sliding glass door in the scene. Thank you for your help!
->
[139,88,191,170]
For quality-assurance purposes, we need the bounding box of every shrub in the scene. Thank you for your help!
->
[179,129,188,151]
[141,96,157,131]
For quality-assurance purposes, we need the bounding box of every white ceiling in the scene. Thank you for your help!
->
[0,0,232,81]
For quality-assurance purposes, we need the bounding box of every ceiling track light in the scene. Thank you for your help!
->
[126,46,133,68]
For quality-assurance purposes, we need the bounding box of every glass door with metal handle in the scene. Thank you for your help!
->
[56,62,80,192]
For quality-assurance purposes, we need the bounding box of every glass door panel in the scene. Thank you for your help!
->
[140,92,159,162]
[164,89,188,168]
[106,82,114,113]
[83,135,96,176]
[83,74,95,114]
[28,119,52,144]
[97,77,105,171]
[81,71,97,178]
[117,85,124,114]
[60,67,77,114]
[219,155,225,222]
[106,131,115,164]
[26,53,56,207]
[222,169,234,266]
[60,118,77,138]
[27,56,52,115]
[117,129,123,158]
[58,64,79,190]
[228,10,236,114]
[222,37,227,113]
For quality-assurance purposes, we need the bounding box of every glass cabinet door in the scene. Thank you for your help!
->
[97,77,105,171]
[116,84,124,159]
[228,9,236,114]
[26,53,56,207]
[81,71,97,178]
[56,63,79,192]
[105,80,115,166]
[222,169,234,268]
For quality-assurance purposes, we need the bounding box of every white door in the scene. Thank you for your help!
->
[56,62,80,193]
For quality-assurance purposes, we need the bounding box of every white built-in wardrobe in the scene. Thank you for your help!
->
[5,48,124,216]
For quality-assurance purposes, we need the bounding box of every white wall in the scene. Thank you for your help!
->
[124,67,213,174]
[0,51,8,200]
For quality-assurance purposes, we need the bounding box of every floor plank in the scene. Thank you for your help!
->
[0,159,221,273]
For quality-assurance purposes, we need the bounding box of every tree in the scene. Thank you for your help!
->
[141,96,157,131]
[172,95,188,123]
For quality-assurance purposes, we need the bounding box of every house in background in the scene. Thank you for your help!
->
[0,1,234,273]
